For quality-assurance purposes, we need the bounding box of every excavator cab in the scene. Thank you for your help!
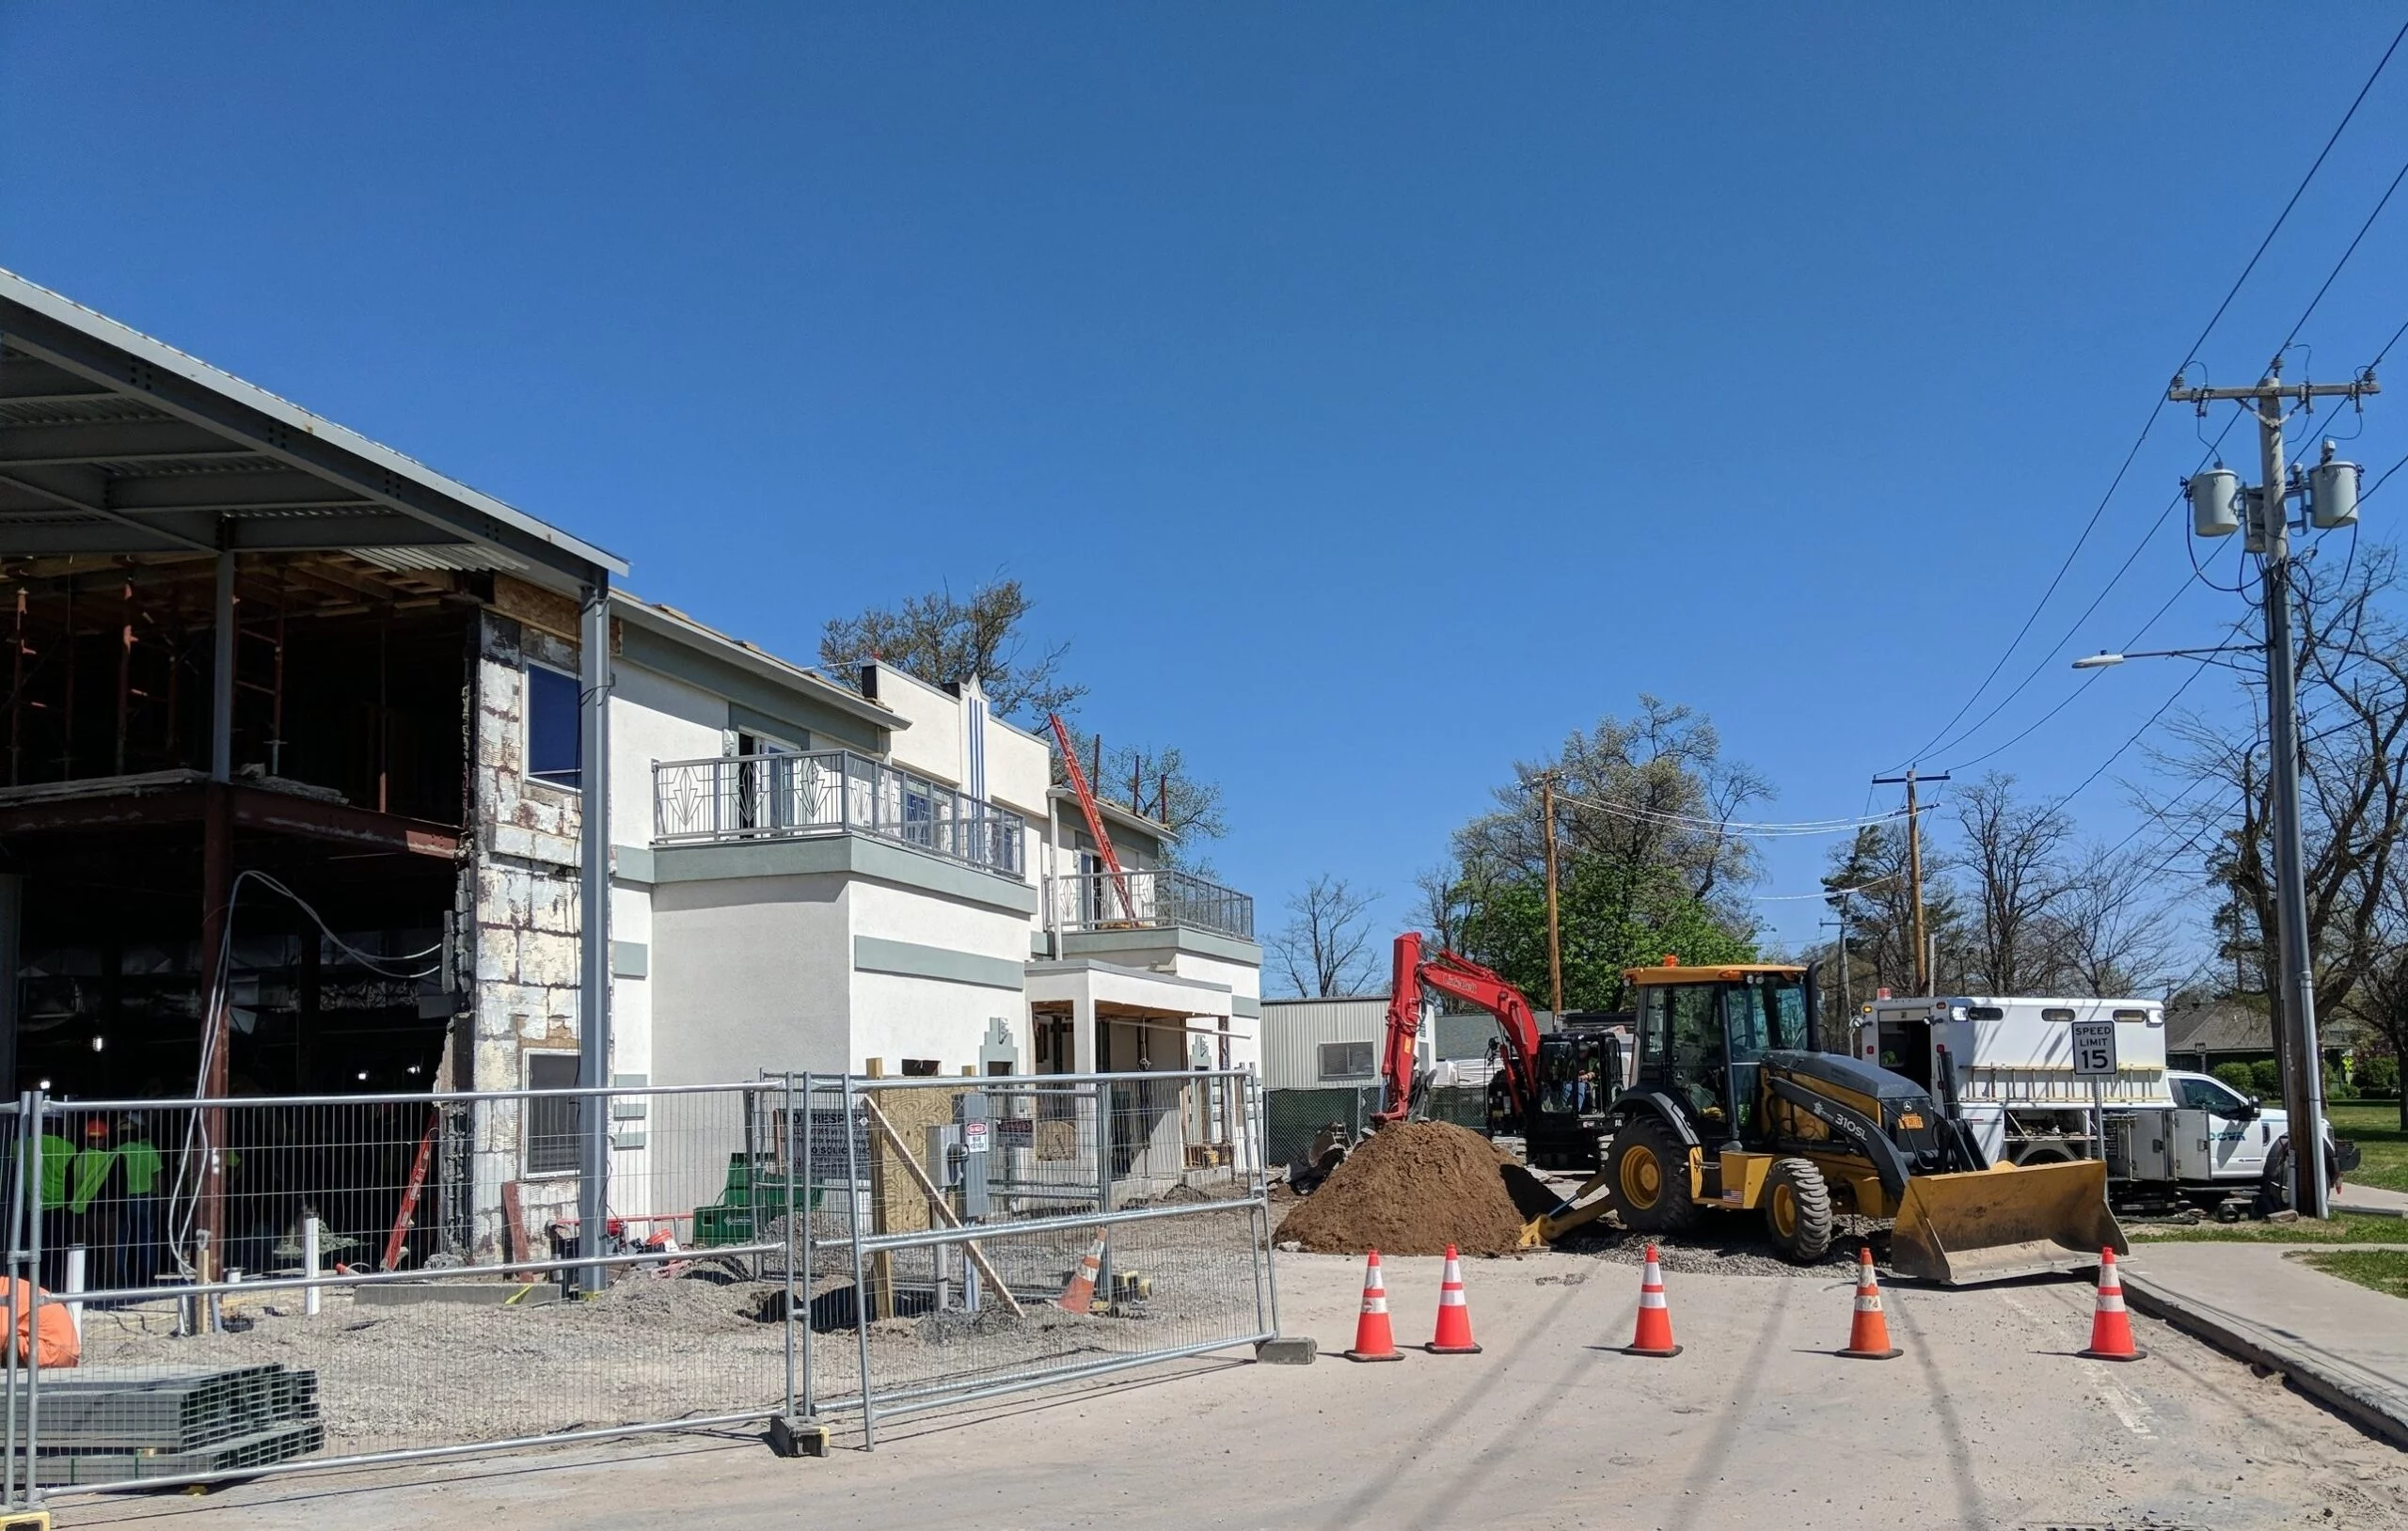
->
[1508,1029,1622,1170]
[1590,962,2125,1284]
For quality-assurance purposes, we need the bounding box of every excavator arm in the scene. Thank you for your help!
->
[1370,932,1545,1126]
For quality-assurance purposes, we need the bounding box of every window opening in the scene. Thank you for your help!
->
[525,1052,579,1175]
[526,665,580,789]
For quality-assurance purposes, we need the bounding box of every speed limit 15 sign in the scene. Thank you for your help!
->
[2070,1019,2118,1079]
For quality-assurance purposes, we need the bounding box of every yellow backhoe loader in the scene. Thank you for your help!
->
[1523,960,2124,1284]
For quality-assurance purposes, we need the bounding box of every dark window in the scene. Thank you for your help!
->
[1637,986,1670,1065]
[1319,1041,1375,1080]
[526,1053,580,1175]
[527,665,581,788]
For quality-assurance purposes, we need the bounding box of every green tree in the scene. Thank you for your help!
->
[1442,699,1766,1011]
[1456,860,1756,1012]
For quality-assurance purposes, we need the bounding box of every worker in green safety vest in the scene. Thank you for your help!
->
[35,1123,77,1287]
[69,1118,128,1291]
[116,1116,164,1288]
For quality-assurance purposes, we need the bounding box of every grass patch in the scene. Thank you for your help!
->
[2125,1212,2406,1243]
[2295,1248,2408,1300]
[2331,1101,2408,1194]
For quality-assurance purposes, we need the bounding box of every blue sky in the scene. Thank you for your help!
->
[5,6,2403,971]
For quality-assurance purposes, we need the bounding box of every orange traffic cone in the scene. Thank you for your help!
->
[1055,1231,1106,1315]
[1344,1249,1404,1362]
[1622,1243,1682,1357]
[1837,1247,1903,1360]
[2080,1248,2146,1362]
[1425,1244,1482,1354]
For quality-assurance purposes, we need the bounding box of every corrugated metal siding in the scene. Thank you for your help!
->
[1261,998,1386,1090]
[1260,999,1513,1090]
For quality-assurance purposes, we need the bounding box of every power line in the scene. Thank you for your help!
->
[2370,314,2408,372]
[2041,656,2214,818]
[1935,563,2199,775]
[1552,790,1907,838]
[1750,874,1901,904]
[1879,16,2408,774]
[1919,411,2253,767]
[2269,151,2408,369]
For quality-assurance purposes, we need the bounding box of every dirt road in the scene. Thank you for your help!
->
[51,1250,2408,1530]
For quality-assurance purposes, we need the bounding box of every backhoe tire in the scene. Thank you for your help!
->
[1763,1158,1834,1265]
[1608,1116,1702,1234]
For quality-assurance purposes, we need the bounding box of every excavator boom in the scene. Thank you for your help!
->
[1372,932,1546,1126]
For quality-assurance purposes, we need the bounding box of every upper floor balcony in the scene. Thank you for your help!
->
[1044,868,1256,943]
[652,750,1026,880]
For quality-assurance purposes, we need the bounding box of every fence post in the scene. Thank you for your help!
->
[1252,1072,1280,1341]
[841,1071,875,1450]
[24,1089,44,1505]
[1094,1079,1115,1307]
[62,1247,83,1345]
[5,1094,30,1509]
[781,1074,798,1423]
[303,1216,323,1318]
[798,1072,815,1420]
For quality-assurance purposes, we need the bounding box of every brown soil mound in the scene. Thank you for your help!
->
[1278,1121,1553,1257]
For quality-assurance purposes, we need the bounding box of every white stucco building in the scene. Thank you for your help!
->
[588,602,1262,1101]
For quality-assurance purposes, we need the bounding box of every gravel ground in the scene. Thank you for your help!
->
[66,1204,1271,1460]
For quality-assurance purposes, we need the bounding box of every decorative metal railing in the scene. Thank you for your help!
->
[1044,868,1256,941]
[653,751,1026,879]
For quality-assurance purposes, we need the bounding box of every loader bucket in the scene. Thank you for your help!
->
[1889,1160,2126,1286]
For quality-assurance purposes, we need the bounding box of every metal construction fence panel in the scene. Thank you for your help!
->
[0,1068,1275,1502]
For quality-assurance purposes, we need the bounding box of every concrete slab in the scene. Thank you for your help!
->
[2124,1240,2408,1449]
[2337,1180,2408,1218]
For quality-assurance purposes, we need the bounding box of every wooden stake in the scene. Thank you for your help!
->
[856,1094,1027,1318]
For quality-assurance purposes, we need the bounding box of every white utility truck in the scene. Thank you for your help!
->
[1854,996,2357,1213]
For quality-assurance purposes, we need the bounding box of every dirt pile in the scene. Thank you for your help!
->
[1277,1121,1557,1257]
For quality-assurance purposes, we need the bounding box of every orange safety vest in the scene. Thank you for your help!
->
[1,1278,80,1369]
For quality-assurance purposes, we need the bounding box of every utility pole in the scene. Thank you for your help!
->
[1820,910,1851,1050]
[2172,366,2377,1220]
[1872,767,1948,996]
[1539,773,1564,1017]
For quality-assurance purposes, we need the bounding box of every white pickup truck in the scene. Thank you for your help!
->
[1854,996,2357,1212]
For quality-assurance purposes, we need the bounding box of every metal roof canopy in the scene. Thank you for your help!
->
[0,267,625,591]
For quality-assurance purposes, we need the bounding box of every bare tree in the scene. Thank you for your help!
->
[820,576,1085,723]
[1825,822,1960,999]
[1268,876,1382,998]
[1412,861,1472,954]
[2150,545,2408,1018]
[1046,726,1227,865]
[1953,773,2075,994]
[2046,842,2179,996]
[2345,866,2408,1131]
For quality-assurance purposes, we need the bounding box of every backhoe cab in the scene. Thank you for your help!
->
[1567,960,2125,1284]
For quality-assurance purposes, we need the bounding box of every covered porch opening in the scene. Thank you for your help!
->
[1025,960,1244,1197]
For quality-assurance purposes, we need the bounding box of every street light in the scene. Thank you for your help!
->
[2071,646,2257,672]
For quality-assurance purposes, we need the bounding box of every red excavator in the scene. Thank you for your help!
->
[1371,932,1623,1169]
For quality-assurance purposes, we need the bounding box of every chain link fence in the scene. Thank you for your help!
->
[0,1068,1275,1503]
[1264,1084,1489,1168]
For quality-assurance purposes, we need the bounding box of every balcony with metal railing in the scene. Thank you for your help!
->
[1044,867,1256,943]
[652,751,1027,880]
